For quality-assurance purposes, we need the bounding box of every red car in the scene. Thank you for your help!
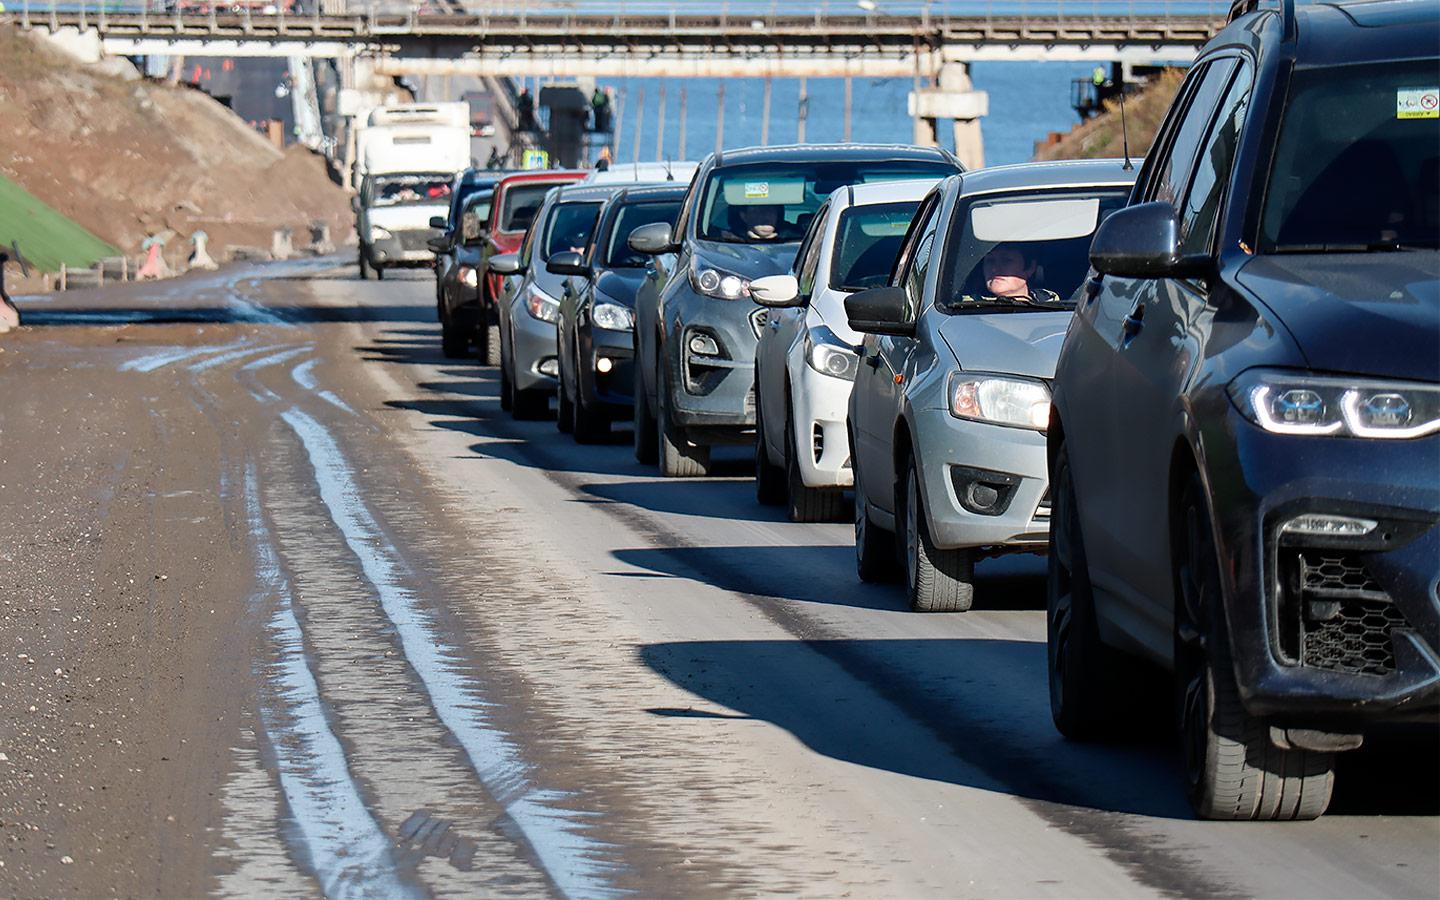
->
[476,170,585,363]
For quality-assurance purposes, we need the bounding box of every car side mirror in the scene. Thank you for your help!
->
[628,222,674,256]
[488,252,524,275]
[750,274,803,308]
[429,216,447,230]
[426,236,448,253]
[1090,201,1212,280]
[844,286,914,337]
[546,250,590,277]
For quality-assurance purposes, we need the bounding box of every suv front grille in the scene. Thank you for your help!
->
[1282,551,1411,677]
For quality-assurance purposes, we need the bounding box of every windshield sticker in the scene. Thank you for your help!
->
[744,182,771,199]
[1396,88,1439,119]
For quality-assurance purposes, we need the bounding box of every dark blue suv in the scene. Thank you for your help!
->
[1047,0,1438,820]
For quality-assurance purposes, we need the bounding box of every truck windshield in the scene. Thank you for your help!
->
[372,175,452,208]
[829,201,921,291]
[500,183,559,233]
[697,160,955,244]
[1262,60,1440,252]
[542,202,602,260]
[605,200,682,267]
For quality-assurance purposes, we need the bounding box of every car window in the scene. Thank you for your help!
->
[793,202,829,300]
[604,199,682,267]
[830,201,922,292]
[1177,61,1254,257]
[1145,59,1239,209]
[901,203,940,320]
[542,201,601,261]
[500,183,555,233]
[1261,59,1440,251]
[372,174,454,208]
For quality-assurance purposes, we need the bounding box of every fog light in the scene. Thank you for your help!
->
[596,356,614,374]
[538,358,559,377]
[1280,514,1377,537]
[950,465,1021,517]
[689,333,720,357]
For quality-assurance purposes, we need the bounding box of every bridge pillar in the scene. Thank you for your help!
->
[908,62,988,169]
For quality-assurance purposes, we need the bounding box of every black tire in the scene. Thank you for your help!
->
[440,308,468,359]
[753,384,786,505]
[359,249,375,281]
[1175,472,1335,821]
[900,455,974,612]
[572,337,611,444]
[556,346,575,434]
[853,448,898,583]
[785,404,844,523]
[1048,441,1132,740]
[484,324,501,367]
[512,386,548,420]
[657,378,710,477]
[633,359,658,465]
[475,317,491,365]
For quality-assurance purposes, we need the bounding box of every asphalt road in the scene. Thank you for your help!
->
[1,261,1435,898]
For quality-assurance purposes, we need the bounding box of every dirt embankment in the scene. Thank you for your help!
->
[0,25,353,270]
[1034,69,1185,162]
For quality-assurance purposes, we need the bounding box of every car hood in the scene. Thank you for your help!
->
[1236,254,1440,381]
[594,267,647,307]
[693,239,801,280]
[936,310,1073,379]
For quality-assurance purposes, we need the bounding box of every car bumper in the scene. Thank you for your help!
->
[664,288,763,434]
[790,364,856,489]
[580,324,635,413]
[1210,411,1440,727]
[912,407,1050,551]
[370,233,435,266]
[512,307,560,393]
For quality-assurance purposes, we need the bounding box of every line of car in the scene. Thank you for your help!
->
[417,0,1437,822]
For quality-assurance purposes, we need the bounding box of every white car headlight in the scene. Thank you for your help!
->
[591,301,634,331]
[803,324,859,381]
[691,262,750,300]
[459,266,478,288]
[369,225,393,242]
[524,284,560,324]
[1228,369,1440,439]
[949,374,1051,431]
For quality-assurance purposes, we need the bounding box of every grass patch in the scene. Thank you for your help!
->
[0,173,119,273]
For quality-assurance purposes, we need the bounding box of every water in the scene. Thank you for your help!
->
[573,61,1114,167]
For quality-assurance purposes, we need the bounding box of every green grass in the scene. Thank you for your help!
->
[0,173,119,273]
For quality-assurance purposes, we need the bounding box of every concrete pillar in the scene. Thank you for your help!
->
[908,61,987,169]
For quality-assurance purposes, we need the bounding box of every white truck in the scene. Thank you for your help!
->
[354,102,471,280]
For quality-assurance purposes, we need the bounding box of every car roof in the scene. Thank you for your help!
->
[842,179,946,207]
[551,183,629,203]
[495,170,585,189]
[612,183,690,204]
[710,143,961,169]
[1295,0,1439,66]
[953,158,1140,195]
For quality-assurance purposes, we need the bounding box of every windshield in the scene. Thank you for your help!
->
[450,180,494,225]
[830,201,921,291]
[697,160,956,244]
[372,174,452,208]
[499,182,558,233]
[461,192,492,242]
[605,199,682,267]
[938,188,1130,310]
[542,201,602,260]
[1262,61,1439,252]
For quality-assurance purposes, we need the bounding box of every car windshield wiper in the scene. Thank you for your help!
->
[947,298,1076,312]
[1272,241,1430,253]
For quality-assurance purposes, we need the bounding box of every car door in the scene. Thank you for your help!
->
[853,194,940,519]
[762,205,826,460]
[1069,57,1242,657]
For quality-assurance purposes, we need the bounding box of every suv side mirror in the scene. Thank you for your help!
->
[429,216,448,230]
[750,274,803,308]
[546,251,590,277]
[844,286,914,337]
[426,236,448,253]
[488,252,525,275]
[627,222,674,256]
[1090,201,1212,280]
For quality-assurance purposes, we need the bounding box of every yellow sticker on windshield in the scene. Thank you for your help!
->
[1397,88,1439,119]
[744,182,771,199]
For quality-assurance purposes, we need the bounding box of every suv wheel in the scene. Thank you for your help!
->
[556,346,575,434]
[1175,471,1334,820]
[633,361,658,464]
[786,405,843,523]
[901,454,973,612]
[753,384,785,505]
[572,337,611,444]
[657,378,710,477]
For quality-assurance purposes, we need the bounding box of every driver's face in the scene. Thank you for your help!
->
[982,247,1036,297]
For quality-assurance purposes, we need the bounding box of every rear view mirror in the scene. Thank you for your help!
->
[627,222,674,256]
[1090,201,1211,280]
[429,216,448,230]
[488,252,524,275]
[844,286,914,337]
[750,274,802,308]
[546,251,590,277]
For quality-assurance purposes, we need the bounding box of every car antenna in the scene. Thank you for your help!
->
[1118,74,1135,172]
[664,156,674,181]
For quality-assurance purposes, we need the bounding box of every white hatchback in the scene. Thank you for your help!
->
[750,179,940,522]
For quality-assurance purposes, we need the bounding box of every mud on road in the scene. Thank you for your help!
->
[0,262,1435,899]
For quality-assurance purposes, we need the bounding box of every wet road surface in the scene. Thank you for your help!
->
[1,261,1436,898]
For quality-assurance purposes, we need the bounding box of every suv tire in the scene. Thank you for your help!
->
[633,362,658,464]
[657,378,710,477]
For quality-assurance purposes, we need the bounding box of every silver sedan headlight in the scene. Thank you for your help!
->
[948,373,1051,431]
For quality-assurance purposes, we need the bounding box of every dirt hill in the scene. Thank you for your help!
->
[0,25,352,275]
[1034,69,1185,163]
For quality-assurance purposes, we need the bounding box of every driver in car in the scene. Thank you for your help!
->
[724,203,785,242]
[964,243,1062,305]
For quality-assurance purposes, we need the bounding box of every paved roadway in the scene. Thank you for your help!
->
[0,261,1435,898]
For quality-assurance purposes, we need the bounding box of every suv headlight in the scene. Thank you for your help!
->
[690,261,750,300]
[1228,369,1440,439]
[369,225,393,242]
[804,323,859,381]
[949,374,1051,431]
[591,300,634,331]
[459,265,478,288]
[524,284,560,324]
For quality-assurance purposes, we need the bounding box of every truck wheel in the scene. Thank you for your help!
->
[753,385,785,505]
[853,450,898,583]
[786,404,844,523]
[657,380,709,478]
[359,249,375,281]
[901,455,974,612]
[1048,441,1130,739]
[633,361,658,465]
[1176,472,1334,821]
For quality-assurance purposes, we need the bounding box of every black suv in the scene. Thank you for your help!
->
[629,144,962,476]
[1047,0,1438,820]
